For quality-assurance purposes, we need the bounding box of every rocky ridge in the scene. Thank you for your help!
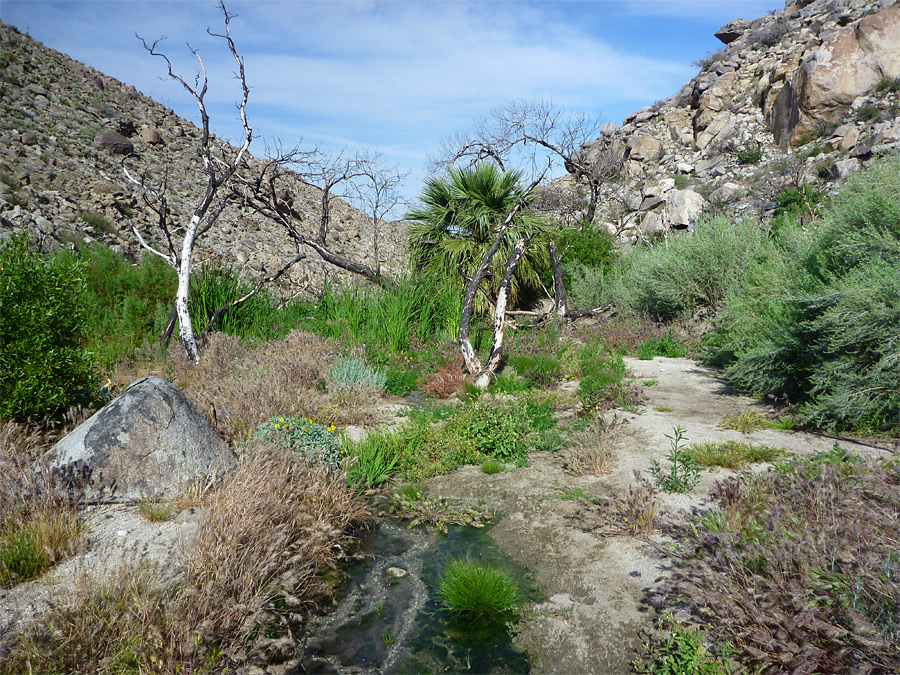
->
[0,21,407,293]
[569,0,900,242]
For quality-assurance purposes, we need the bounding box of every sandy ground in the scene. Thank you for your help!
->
[427,357,894,674]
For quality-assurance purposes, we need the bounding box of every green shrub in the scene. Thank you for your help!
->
[713,155,900,431]
[384,367,419,396]
[638,331,688,360]
[345,429,400,488]
[0,237,99,419]
[856,105,882,122]
[578,353,626,411]
[632,615,732,674]
[437,557,521,617]
[735,143,762,165]
[875,76,900,94]
[254,416,342,471]
[480,459,503,474]
[451,400,531,462]
[508,354,561,387]
[616,217,772,321]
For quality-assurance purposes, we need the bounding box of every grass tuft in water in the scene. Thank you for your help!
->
[437,557,521,617]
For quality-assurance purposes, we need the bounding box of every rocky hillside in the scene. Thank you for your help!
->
[0,22,407,293]
[570,0,900,242]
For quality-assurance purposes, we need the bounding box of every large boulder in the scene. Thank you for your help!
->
[93,129,134,155]
[38,377,235,502]
[628,134,664,163]
[769,3,900,147]
[715,18,751,45]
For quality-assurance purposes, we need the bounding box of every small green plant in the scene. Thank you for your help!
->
[381,630,395,645]
[673,174,690,189]
[80,211,115,233]
[0,510,81,586]
[650,426,702,494]
[555,485,589,501]
[508,354,562,388]
[856,104,882,122]
[480,459,502,474]
[137,501,172,523]
[533,428,563,453]
[735,143,763,165]
[632,614,733,674]
[254,416,342,471]
[384,367,419,396]
[653,405,674,413]
[328,355,387,392]
[437,557,521,618]
[391,492,491,533]
[643,379,659,387]
[875,76,900,94]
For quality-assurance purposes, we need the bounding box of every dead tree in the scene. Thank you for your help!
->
[350,151,408,279]
[234,146,399,288]
[124,1,253,363]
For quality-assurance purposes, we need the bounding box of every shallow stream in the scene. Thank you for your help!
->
[297,519,536,674]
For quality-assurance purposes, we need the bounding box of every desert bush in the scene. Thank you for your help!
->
[0,236,99,420]
[615,216,773,321]
[712,154,900,431]
[421,357,466,398]
[327,355,387,392]
[651,454,900,672]
[567,420,618,475]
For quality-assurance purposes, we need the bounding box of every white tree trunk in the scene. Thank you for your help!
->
[176,217,200,363]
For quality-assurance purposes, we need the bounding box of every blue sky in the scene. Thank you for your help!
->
[3,0,776,207]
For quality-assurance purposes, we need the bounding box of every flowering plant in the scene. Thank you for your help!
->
[255,415,342,471]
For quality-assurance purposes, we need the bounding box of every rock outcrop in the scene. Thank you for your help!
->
[563,0,900,243]
[39,377,235,502]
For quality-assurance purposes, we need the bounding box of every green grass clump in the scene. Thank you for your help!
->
[1,511,81,586]
[480,459,503,474]
[638,332,688,360]
[632,615,732,674]
[437,557,521,617]
[507,354,561,388]
[344,428,400,489]
[137,501,172,523]
[688,441,781,469]
[717,409,768,433]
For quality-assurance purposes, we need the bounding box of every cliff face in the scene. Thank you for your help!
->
[0,22,407,293]
[570,0,900,242]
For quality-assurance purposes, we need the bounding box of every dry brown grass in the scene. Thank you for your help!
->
[2,444,374,674]
[567,419,620,475]
[0,415,88,587]
[115,330,336,443]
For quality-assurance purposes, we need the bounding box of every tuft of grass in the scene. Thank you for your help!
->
[718,409,768,433]
[654,405,674,413]
[0,510,81,586]
[638,332,689,360]
[437,557,521,617]
[614,476,660,535]
[567,421,617,475]
[480,459,503,474]
[344,428,401,489]
[688,441,782,469]
[137,500,172,523]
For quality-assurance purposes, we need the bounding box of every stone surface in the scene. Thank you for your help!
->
[715,18,752,45]
[94,129,134,155]
[39,376,235,502]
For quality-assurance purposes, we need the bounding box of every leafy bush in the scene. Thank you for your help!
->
[452,400,531,462]
[614,217,773,321]
[383,367,419,396]
[632,615,732,674]
[734,143,762,165]
[577,352,627,412]
[508,354,561,387]
[254,416,343,471]
[0,236,98,419]
[437,557,521,617]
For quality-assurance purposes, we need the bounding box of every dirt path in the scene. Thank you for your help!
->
[427,357,893,675]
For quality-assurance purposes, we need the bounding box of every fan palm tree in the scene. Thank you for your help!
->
[407,163,548,313]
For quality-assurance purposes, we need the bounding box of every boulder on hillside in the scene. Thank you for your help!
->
[666,189,707,229]
[769,3,900,147]
[715,18,751,45]
[37,377,235,502]
[94,129,133,155]
[628,134,664,162]
[140,125,165,145]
